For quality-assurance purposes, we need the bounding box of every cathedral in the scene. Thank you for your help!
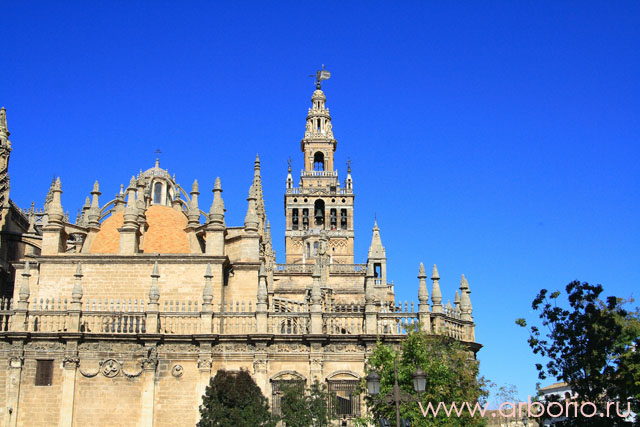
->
[0,75,479,426]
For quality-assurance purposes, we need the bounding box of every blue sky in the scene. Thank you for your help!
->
[4,1,639,402]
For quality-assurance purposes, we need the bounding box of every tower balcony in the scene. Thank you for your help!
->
[301,170,337,178]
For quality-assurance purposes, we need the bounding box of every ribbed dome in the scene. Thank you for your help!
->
[89,205,190,254]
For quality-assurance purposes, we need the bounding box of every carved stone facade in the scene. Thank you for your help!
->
[0,81,480,426]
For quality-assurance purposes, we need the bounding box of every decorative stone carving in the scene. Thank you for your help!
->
[212,343,252,353]
[171,365,184,377]
[141,347,158,371]
[8,356,23,368]
[62,357,80,369]
[324,344,364,353]
[197,358,212,370]
[25,341,65,352]
[78,342,143,353]
[158,343,198,353]
[253,357,268,371]
[101,359,120,377]
[268,343,308,353]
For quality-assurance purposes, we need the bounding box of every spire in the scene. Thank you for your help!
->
[72,263,83,302]
[418,263,429,312]
[188,179,200,226]
[87,180,101,228]
[207,177,225,226]
[253,154,266,231]
[0,107,10,147]
[125,176,137,208]
[459,274,473,321]
[345,159,353,191]
[368,220,386,258]
[431,264,442,313]
[48,177,64,223]
[454,290,460,315]
[244,183,259,233]
[286,158,293,189]
[149,262,160,303]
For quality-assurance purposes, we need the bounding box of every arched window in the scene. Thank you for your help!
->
[153,182,163,204]
[314,199,325,226]
[313,152,325,171]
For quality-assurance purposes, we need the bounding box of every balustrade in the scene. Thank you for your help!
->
[159,300,200,334]
[81,299,145,334]
[0,297,12,331]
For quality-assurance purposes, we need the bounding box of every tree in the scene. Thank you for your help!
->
[516,281,640,426]
[279,379,336,427]
[362,330,488,426]
[198,369,276,427]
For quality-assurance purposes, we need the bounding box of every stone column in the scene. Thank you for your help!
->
[59,353,79,427]
[140,344,158,427]
[201,264,214,333]
[252,342,269,396]
[308,342,323,383]
[196,342,213,423]
[5,340,25,427]
[417,263,431,334]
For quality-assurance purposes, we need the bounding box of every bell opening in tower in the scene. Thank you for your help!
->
[314,199,325,226]
[313,152,325,171]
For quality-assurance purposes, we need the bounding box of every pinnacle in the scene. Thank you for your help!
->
[259,262,266,277]
[92,180,100,192]
[74,263,83,277]
[432,264,440,280]
[454,290,460,304]
[204,263,213,278]
[128,176,136,188]
[55,177,61,188]
[214,177,221,191]
[23,260,30,275]
[460,274,469,291]
[418,263,426,278]
[191,179,199,193]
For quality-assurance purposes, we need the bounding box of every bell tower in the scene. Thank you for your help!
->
[284,69,355,264]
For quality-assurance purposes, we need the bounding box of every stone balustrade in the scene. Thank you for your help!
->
[4,295,474,341]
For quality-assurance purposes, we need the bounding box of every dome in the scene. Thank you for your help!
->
[89,205,190,254]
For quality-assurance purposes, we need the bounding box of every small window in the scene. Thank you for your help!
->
[153,182,163,204]
[35,360,54,386]
[328,380,360,417]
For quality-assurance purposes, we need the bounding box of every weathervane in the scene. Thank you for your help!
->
[287,157,292,173]
[310,65,331,89]
[346,158,352,174]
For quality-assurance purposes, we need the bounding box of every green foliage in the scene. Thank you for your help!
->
[279,380,336,427]
[198,369,276,427]
[363,330,488,426]
[517,281,640,426]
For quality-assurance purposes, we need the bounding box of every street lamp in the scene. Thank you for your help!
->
[366,371,381,396]
[365,364,428,427]
[412,368,426,394]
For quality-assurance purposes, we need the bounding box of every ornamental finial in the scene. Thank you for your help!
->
[311,65,331,89]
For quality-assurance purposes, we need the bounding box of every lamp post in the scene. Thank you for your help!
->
[366,362,427,427]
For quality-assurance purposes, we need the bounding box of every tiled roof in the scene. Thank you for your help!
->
[89,205,190,254]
